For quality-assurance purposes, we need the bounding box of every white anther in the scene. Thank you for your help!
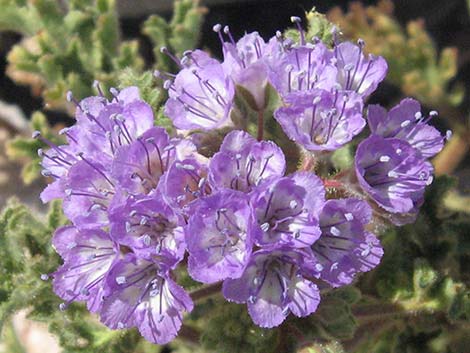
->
[116,276,126,285]
[260,222,270,232]
[330,226,341,236]
[446,130,452,141]
[400,120,411,128]
[142,234,151,246]
[379,155,390,163]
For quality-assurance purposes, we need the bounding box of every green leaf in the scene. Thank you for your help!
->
[47,200,67,231]
[169,0,206,55]
[0,1,39,35]
[201,300,279,353]
[413,259,438,294]
[2,0,144,109]
[117,68,163,117]
[143,15,171,71]
[306,8,335,46]
[94,8,120,59]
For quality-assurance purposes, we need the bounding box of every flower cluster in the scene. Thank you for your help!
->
[38,17,446,345]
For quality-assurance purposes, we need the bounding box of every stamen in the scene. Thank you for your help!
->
[349,40,364,89]
[137,139,152,175]
[109,87,120,100]
[290,16,305,45]
[66,91,82,109]
[77,153,115,187]
[93,80,105,97]
[33,131,75,161]
[212,23,226,49]
[223,25,236,45]
[160,46,183,68]
[163,80,173,90]
[41,169,58,178]
[355,59,373,93]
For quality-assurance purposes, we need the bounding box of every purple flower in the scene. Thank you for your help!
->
[159,157,211,214]
[223,249,321,328]
[67,87,154,165]
[219,28,280,109]
[268,42,337,97]
[111,127,196,195]
[367,98,444,158]
[164,63,235,131]
[39,87,154,202]
[312,198,383,287]
[355,135,433,216]
[185,190,254,283]
[62,159,115,229]
[109,190,185,263]
[52,226,118,313]
[274,89,365,151]
[100,255,193,345]
[251,172,324,248]
[334,41,387,97]
[209,130,286,192]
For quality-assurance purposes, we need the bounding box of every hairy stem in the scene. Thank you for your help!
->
[299,150,316,171]
[190,282,222,302]
[343,318,396,352]
[178,324,201,345]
